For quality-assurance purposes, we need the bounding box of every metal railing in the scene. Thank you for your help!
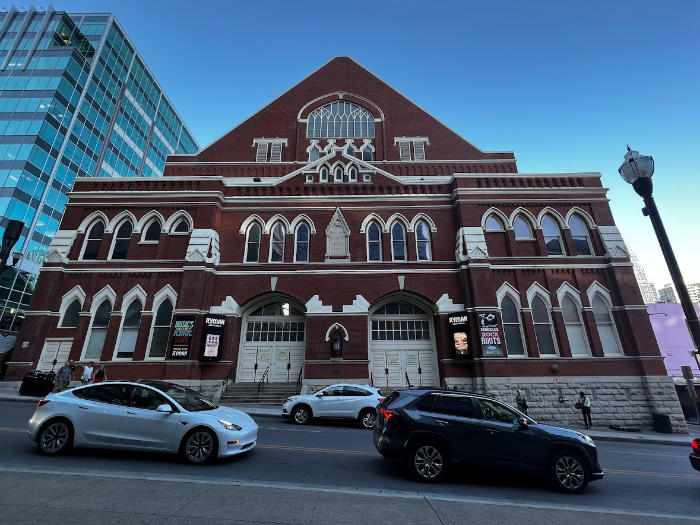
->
[257,366,271,394]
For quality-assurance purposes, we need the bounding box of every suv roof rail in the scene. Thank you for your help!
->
[406,387,498,399]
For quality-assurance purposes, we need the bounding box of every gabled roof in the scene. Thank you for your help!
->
[169,57,514,166]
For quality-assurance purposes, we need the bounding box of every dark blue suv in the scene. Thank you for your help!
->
[374,388,604,493]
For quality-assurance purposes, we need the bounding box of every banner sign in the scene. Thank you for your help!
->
[478,312,504,357]
[200,314,226,361]
[448,311,470,357]
[168,315,196,360]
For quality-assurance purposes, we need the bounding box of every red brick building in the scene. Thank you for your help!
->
[7,57,685,430]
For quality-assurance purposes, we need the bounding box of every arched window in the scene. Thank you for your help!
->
[110,220,133,259]
[592,293,622,355]
[415,220,432,261]
[308,143,321,162]
[391,222,407,261]
[147,299,174,359]
[513,215,534,240]
[348,165,358,182]
[294,222,310,262]
[269,222,286,262]
[569,214,593,255]
[115,300,142,359]
[143,220,161,242]
[542,215,565,255]
[83,300,111,360]
[501,296,526,356]
[82,220,104,260]
[345,143,355,156]
[367,222,382,262]
[361,143,374,161]
[562,294,589,356]
[319,166,329,183]
[172,217,190,234]
[307,101,375,138]
[244,222,262,262]
[485,214,505,232]
[532,295,557,355]
[60,299,81,328]
[333,165,344,183]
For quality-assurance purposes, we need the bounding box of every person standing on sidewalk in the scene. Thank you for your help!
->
[81,362,94,384]
[54,361,73,392]
[515,389,528,415]
[578,391,593,429]
[93,364,107,383]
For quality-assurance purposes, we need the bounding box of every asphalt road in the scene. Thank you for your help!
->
[0,401,698,524]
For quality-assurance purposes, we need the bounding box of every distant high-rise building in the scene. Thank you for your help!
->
[688,282,700,304]
[630,252,658,304]
[0,7,198,332]
[658,284,678,304]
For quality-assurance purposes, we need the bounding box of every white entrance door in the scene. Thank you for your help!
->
[369,301,439,388]
[236,303,305,383]
[37,339,73,371]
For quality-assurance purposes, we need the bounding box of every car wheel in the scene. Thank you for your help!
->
[409,443,447,482]
[551,452,589,494]
[359,408,376,429]
[38,419,72,455]
[292,405,311,425]
[182,428,218,465]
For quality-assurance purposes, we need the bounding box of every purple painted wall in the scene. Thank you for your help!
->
[648,303,700,377]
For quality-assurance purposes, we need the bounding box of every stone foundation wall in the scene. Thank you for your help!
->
[445,375,688,433]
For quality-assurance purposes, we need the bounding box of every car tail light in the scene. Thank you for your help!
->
[37,399,50,408]
[378,407,396,421]
[691,438,700,452]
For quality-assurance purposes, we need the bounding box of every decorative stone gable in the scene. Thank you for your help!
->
[186,229,220,265]
[598,226,630,258]
[45,230,77,263]
[455,226,488,261]
[325,208,350,261]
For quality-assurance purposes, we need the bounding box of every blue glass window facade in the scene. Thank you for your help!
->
[0,8,198,332]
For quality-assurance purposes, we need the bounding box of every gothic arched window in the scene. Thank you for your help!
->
[307,101,375,138]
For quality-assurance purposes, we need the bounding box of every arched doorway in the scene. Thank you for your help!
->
[236,300,305,383]
[368,299,439,388]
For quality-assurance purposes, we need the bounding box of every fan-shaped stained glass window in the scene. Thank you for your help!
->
[307,101,375,139]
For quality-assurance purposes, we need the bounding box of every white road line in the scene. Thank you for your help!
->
[0,464,698,522]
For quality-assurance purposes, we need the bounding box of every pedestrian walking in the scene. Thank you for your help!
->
[576,391,593,429]
[515,389,528,414]
[54,360,73,392]
[81,361,94,384]
[93,364,107,383]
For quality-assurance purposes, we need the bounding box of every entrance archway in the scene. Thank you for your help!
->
[368,297,438,388]
[236,299,305,383]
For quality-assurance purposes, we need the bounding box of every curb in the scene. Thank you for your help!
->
[0,394,40,403]
[586,433,690,447]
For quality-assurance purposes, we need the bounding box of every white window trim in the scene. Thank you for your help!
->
[58,285,86,328]
[293,222,311,263]
[568,213,595,255]
[348,165,358,182]
[80,285,117,361]
[139,218,162,244]
[366,222,383,262]
[243,221,263,263]
[333,165,344,183]
[587,284,624,356]
[320,166,329,183]
[268,222,287,263]
[527,287,560,357]
[499,292,528,358]
[165,210,194,234]
[414,220,432,261]
[79,220,106,260]
[305,173,314,184]
[112,299,144,362]
[253,138,287,163]
[145,285,178,360]
[390,222,407,262]
[558,289,592,357]
[108,219,134,260]
[512,215,536,240]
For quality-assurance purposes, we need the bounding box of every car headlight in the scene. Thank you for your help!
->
[219,419,242,431]
[578,433,595,446]
[286,396,298,403]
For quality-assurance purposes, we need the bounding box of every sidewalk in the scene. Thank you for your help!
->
[0,383,694,447]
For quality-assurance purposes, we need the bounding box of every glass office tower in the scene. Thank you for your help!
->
[0,7,198,333]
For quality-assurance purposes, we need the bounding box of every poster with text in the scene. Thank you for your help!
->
[478,312,504,357]
[169,315,196,360]
[448,311,470,357]
[200,314,225,361]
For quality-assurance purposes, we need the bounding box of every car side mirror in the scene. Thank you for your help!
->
[157,404,173,414]
[518,416,529,429]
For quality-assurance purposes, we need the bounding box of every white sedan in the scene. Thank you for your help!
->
[28,380,258,464]
[283,384,384,428]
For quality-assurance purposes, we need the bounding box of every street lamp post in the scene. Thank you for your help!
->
[618,147,700,370]
[0,220,24,273]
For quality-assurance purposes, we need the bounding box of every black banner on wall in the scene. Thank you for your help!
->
[448,311,470,357]
[200,314,226,361]
[478,312,504,357]
[168,315,196,360]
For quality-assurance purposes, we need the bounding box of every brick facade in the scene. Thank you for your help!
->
[7,57,685,431]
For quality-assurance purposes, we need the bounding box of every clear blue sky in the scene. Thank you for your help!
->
[37,1,700,287]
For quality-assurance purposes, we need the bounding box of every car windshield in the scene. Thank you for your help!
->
[143,382,217,412]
